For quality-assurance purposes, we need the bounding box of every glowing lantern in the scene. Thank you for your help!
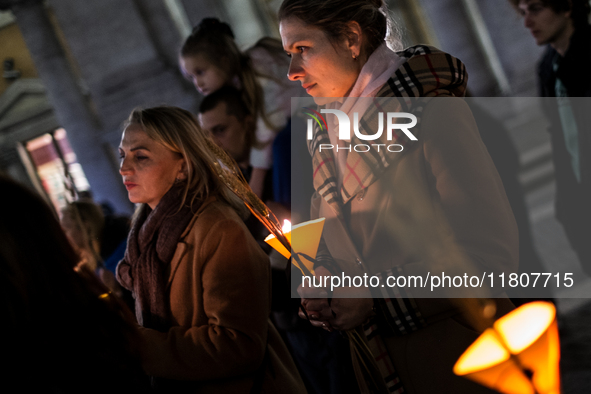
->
[454,301,560,394]
[264,218,325,275]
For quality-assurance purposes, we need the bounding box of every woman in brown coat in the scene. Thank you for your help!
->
[116,106,306,393]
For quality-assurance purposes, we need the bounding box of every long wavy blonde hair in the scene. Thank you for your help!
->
[124,106,247,217]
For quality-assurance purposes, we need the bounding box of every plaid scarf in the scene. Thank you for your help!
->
[308,45,468,394]
[309,45,467,221]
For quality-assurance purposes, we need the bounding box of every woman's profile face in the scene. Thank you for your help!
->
[180,53,228,96]
[280,16,360,105]
[118,124,185,209]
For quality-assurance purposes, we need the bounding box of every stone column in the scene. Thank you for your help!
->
[2,0,133,214]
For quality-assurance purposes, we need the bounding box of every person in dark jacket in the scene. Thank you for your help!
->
[511,0,591,273]
[0,176,149,393]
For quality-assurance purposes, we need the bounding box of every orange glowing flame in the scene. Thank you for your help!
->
[283,219,291,233]
[454,301,560,394]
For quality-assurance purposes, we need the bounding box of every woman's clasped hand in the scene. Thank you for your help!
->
[298,267,374,331]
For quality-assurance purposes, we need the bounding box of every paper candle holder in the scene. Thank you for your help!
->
[264,218,325,276]
[453,301,560,394]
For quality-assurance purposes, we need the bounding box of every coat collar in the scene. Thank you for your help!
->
[179,195,218,239]
[539,24,591,97]
[167,195,218,287]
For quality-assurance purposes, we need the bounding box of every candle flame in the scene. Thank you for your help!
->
[283,219,291,233]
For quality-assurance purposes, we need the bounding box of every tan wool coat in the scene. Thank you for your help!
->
[311,98,518,393]
[138,197,306,394]
[316,98,517,393]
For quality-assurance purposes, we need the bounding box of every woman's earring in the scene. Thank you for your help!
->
[174,178,181,184]
[352,53,357,60]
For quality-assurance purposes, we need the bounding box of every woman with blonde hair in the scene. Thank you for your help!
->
[115,106,306,393]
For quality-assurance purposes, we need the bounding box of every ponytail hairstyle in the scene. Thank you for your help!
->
[278,0,402,57]
[180,18,277,141]
[246,37,291,86]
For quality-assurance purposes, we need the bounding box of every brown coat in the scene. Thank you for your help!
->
[139,197,306,394]
[312,98,518,393]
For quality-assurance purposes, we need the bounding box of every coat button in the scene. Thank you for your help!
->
[356,258,363,267]
[356,189,366,202]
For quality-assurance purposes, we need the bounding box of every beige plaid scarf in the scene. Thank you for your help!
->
[309,45,467,220]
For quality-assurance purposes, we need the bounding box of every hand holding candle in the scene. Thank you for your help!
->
[205,136,324,277]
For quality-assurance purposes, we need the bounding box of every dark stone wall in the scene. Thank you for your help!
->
[418,0,545,96]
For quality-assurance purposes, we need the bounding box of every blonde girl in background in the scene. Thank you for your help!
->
[179,18,293,200]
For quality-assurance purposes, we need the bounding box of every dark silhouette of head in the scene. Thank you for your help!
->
[0,176,147,393]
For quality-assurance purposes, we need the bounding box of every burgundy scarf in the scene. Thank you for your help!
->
[117,185,194,331]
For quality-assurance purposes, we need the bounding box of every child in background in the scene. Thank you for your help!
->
[180,18,279,200]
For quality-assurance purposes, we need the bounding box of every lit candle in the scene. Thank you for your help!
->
[264,217,325,275]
